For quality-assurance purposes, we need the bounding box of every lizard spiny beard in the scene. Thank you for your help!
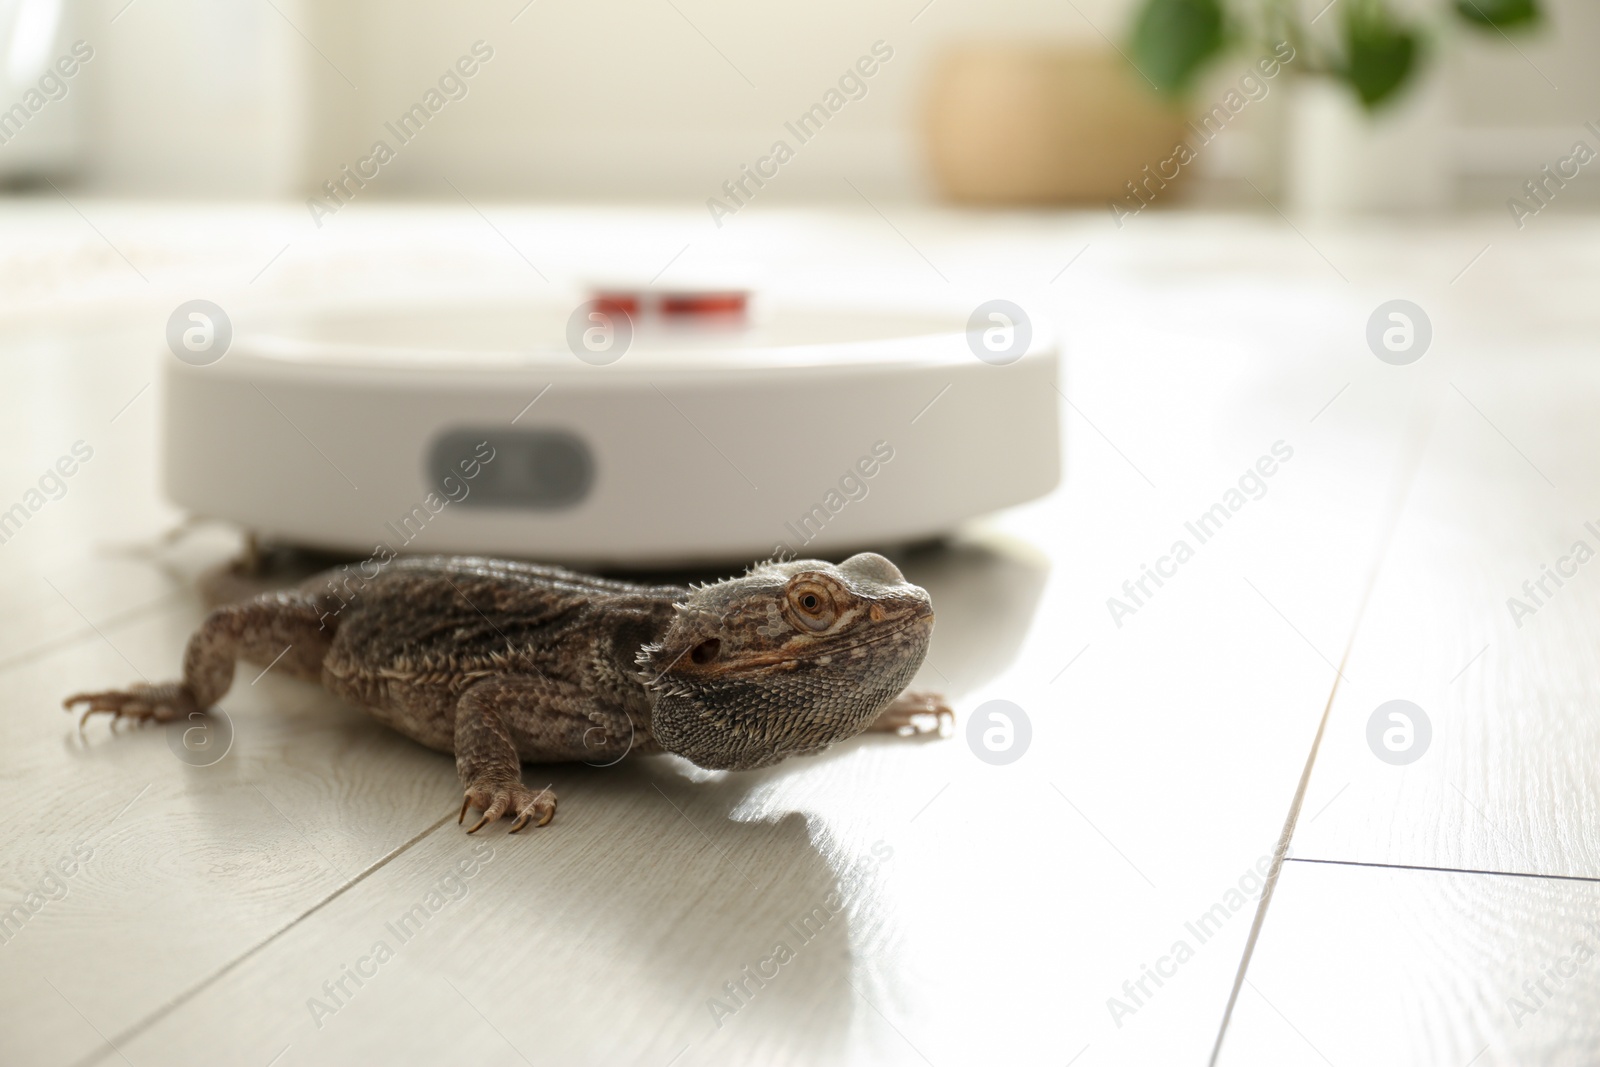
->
[646,638,926,770]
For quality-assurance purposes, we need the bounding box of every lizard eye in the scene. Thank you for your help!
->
[786,578,839,631]
[690,639,721,664]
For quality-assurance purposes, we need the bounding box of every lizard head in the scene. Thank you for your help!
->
[638,552,935,770]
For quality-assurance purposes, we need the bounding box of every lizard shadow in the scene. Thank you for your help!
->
[161,532,1045,1062]
[464,535,1048,1061]
[462,755,867,1065]
[889,533,1049,700]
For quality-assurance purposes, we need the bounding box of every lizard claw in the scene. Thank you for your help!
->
[460,781,557,834]
[868,689,954,738]
[509,787,556,833]
[63,683,198,736]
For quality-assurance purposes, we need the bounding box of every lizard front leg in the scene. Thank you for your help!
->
[865,688,954,737]
[453,677,563,833]
[453,675,645,831]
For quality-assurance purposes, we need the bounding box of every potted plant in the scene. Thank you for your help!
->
[1126,0,1543,212]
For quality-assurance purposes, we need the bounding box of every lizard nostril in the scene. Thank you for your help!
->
[690,639,721,665]
[869,604,885,622]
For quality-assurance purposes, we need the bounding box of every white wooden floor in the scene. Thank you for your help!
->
[1,202,1596,1066]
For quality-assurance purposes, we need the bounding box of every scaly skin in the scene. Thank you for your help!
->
[64,553,948,832]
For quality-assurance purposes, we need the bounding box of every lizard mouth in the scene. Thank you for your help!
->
[816,612,934,658]
[705,611,933,672]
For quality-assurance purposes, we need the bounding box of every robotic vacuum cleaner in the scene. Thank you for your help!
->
[163,292,1060,566]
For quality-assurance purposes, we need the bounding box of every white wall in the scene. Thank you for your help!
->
[54,0,1600,204]
[66,0,309,195]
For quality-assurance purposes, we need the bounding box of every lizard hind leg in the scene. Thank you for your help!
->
[61,682,199,734]
[63,591,335,734]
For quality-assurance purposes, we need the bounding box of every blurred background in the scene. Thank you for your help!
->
[0,0,1592,211]
[8,6,1600,1066]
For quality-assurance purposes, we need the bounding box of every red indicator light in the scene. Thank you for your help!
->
[661,293,746,317]
[592,293,640,317]
[587,289,747,321]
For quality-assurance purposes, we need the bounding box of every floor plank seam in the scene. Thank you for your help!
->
[0,589,184,678]
[1283,855,1600,886]
[1206,393,1442,1067]
[66,809,457,1067]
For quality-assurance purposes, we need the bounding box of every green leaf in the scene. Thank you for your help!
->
[1454,0,1540,29]
[1340,10,1420,109]
[1128,0,1226,95]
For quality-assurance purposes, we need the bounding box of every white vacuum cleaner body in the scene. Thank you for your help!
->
[163,297,1060,567]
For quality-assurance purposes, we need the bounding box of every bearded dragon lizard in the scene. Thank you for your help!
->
[64,553,948,832]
